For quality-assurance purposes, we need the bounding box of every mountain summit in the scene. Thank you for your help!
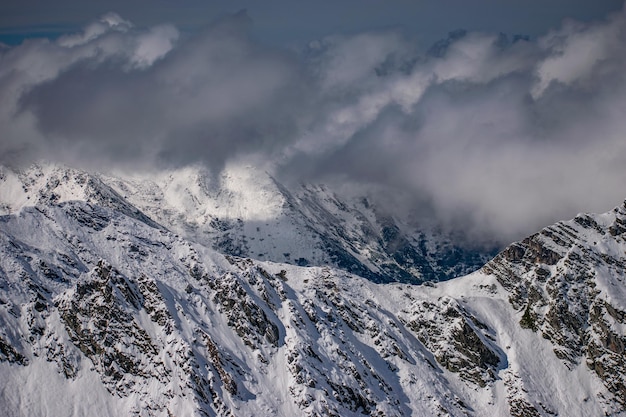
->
[1,163,493,283]
[0,163,624,416]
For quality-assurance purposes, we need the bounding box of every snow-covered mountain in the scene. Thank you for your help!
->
[1,163,493,283]
[0,162,625,416]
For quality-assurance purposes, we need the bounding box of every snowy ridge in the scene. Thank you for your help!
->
[0,165,625,415]
[481,203,626,413]
[0,201,469,416]
[1,163,493,283]
[0,164,161,228]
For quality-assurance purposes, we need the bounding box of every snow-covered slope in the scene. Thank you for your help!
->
[0,200,472,416]
[480,203,626,414]
[0,164,160,228]
[0,164,625,416]
[0,163,493,283]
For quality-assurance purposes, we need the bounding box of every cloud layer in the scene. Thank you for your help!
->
[2,7,626,244]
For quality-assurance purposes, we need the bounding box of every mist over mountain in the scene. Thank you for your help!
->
[1,5,626,416]
[0,161,625,416]
[0,163,496,284]
[2,5,626,245]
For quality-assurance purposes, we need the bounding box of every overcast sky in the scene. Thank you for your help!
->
[1,1,626,245]
[1,0,623,46]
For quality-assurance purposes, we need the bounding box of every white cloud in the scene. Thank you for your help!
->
[131,24,179,68]
[3,8,626,244]
[533,7,626,98]
[57,12,133,47]
[282,9,626,244]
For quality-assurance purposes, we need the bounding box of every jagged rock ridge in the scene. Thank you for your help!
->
[482,202,626,412]
[0,163,625,416]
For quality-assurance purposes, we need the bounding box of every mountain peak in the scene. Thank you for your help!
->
[1,162,625,415]
[2,162,494,283]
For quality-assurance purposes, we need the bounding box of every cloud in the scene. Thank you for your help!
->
[1,11,309,171]
[533,10,626,98]
[2,6,626,244]
[280,6,626,244]
[0,13,181,166]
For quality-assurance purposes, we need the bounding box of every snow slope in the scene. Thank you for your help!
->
[1,166,625,416]
[1,163,494,283]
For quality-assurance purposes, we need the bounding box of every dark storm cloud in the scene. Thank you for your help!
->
[2,5,626,244]
[280,6,626,244]
[11,11,310,171]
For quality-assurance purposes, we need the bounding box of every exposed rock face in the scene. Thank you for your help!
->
[0,202,471,416]
[482,203,626,411]
[404,297,502,387]
[1,164,626,416]
[269,182,496,283]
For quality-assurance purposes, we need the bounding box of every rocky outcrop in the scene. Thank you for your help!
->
[482,202,626,412]
[273,181,496,284]
[2,166,626,416]
[404,297,502,387]
[0,201,466,416]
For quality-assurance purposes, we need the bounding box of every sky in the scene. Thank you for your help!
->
[0,0,623,47]
[1,1,626,245]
